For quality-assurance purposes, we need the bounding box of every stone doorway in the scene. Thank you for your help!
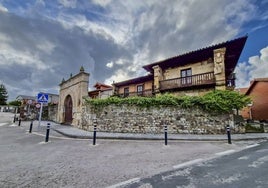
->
[64,95,73,124]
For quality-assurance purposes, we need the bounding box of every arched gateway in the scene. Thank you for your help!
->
[64,95,73,124]
[57,67,89,126]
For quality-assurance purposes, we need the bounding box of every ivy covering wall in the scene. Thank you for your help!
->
[85,90,251,114]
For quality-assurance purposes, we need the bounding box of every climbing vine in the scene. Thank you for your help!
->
[84,90,251,114]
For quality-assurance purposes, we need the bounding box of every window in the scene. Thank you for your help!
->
[124,87,129,97]
[181,68,192,85]
[137,85,143,96]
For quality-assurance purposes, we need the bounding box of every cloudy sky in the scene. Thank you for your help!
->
[0,0,268,101]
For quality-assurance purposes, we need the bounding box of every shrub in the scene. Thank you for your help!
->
[84,90,251,114]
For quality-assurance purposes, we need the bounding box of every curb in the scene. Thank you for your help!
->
[52,128,268,141]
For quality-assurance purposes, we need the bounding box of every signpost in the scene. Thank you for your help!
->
[27,99,32,117]
[37,93,49,128]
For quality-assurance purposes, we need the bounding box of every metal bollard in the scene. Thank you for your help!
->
[18,118,21,126]
[13,114,16,123]
[164,124,168,145]
[29,120,33,133]
[45,123,50,142]
[93,118,97,145]
[226,126,232,144]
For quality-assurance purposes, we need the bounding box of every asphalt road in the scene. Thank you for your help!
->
[125,141,268,188]
[0,112,265,188]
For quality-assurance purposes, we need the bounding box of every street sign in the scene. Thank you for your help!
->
[36,103,41,108]
[37,93,49,103]
[27,100,33,105]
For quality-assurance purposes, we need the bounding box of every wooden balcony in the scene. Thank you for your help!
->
[117,89,154,98]
[160,72,215,91]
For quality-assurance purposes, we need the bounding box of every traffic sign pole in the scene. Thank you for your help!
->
[37,93,48,130]
[38,102,43,129]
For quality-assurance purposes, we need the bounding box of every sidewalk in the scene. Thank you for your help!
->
[42,121,268,141]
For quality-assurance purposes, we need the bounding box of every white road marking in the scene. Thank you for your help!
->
[238,156,249,160]
[106,177,140,188]
[173,158,204,169]
[248,156,268,168]
[0,123,8,126]
[32,132,87,140]
[215,150,236,156]
[245,143,260,149]
[38,141,51,144]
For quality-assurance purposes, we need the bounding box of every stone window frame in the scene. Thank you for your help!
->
[137,84,144,96]
[181,68,192,85]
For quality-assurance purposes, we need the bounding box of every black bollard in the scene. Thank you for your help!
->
[13,114,16,123]
[29,120,33,133]
[93,119,97,145]
[226,126,232,144]
[45,123,50,142]
[18,118,21,126]
[164,124,168,145]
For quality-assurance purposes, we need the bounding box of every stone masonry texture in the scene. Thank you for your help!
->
[79,104,245,134]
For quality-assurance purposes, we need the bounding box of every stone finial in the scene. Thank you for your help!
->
[80,66,85,72]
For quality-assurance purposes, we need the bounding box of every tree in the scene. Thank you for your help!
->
[8,100,21,106]
[0,84,8,105]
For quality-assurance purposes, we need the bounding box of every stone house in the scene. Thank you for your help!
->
[239,78,268,121]
[57,36,248,126]
[88,82,113,99]
[113,36,247,97]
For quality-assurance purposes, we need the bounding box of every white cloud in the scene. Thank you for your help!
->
[92,0,112,7]
[1,0,266,100]
[106,61,113,68]
[235,46,268,87]
[0,48,48,70]
[0,3,8,12]
[56,12,126,43]
[104,69,132,85]
[36,40,56,54]
[58,0,77,8]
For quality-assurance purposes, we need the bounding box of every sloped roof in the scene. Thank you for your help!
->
[93,82,113,89]
[142,36,248,78]
[16,95,36,101]
[88,82,113,95]
[245,78,268,95]
[113,74,153,87]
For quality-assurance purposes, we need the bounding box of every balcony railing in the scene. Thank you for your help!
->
[117,89,153,98]
[160,72,215,91]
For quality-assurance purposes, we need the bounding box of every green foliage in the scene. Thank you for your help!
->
[200,90,251,114]
[0,84,8,105]
[245,123,264,133]
[8,100,21,106]
[85,90,251,114]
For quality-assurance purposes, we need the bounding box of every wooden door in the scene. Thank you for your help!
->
[64,95,73,124]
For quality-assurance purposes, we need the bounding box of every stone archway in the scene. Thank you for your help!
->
[64,95,73,124]
[57,67,89,125]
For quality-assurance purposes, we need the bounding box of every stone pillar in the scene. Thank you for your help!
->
[153,65,163,94]
[213,47,226,90]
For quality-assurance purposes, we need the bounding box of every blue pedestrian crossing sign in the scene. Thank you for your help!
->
[37,93,49,103]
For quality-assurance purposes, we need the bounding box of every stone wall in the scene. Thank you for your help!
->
[48,105,58,122]
[79,104,245,134]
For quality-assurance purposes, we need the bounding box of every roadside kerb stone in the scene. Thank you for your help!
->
[51,122,268,141]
